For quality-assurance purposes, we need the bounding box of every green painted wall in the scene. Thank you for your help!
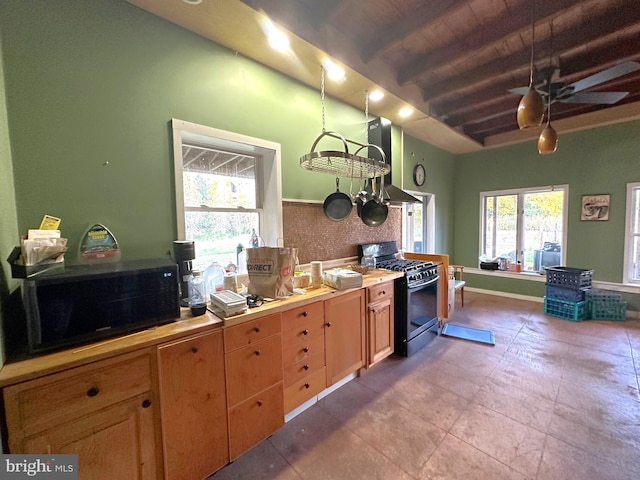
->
[0,0,368,262]
[0,32,20,367]
[455,120,640,307]
[402,134,457,254]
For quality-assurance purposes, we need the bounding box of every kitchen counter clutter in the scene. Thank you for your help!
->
[0,267,401,480]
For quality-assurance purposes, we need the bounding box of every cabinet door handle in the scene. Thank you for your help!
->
[142,399,152,409]
[86,386,100,398]
[254,350,261,356]
[257,400,263,407]
[301,311,308,317]
[325,322,332,327]
[304,383,310,389]
[303,364,310,370]
[381,290,386,295]
[191,346,199,354]
[253,326,260,333]
[303,347,309,353]
[302,329,309,335]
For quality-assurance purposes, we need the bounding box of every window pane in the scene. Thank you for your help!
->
[185,211,259,270]
[483,195,517,261]
[183,169,256,209]
[413,203,423,252]
[523,191,564,272]
[631,187,640,281]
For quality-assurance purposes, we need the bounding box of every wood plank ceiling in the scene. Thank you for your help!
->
[129,0,640,152]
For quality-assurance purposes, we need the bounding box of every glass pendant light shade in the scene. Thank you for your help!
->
[517,86,545,128]
[538,123,558,154]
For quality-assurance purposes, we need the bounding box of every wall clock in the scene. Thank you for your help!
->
[413,163,426,186]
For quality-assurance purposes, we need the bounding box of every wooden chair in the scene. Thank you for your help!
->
[450,265,465,307]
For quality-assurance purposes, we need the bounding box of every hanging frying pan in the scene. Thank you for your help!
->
[323,177,353,221]
[360,177,388,227]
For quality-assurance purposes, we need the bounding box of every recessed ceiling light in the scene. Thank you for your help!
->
[181,0,203,5]
[398,107,413,118]
[368,90,384,102]
[268,28,290,51]
[323,60,345,82]
[260,19,290,52]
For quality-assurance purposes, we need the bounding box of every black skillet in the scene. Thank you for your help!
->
[360,177,388,227]
[323,177,353,221]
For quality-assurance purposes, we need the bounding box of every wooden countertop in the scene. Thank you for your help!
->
[0,269,401,387]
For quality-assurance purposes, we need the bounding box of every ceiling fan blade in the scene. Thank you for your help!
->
[508,87,531,95]
[559,91,629,104]
[566,61,640,94]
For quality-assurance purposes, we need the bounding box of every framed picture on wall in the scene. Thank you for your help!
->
[581,194,610,221]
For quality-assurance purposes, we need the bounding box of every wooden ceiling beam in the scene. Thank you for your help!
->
[360,0,467,63]
[397,0,585,85]
[431,34,640,118]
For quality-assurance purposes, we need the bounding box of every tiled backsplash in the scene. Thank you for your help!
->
[282,201,402,264]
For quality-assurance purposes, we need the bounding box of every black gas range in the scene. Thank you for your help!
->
[359,241,440,357]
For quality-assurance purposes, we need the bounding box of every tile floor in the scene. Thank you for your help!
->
[211,292,640,480]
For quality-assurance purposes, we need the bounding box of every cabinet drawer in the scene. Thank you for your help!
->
[225,334,283,406]
[284,367,326,414]
[282,333,325,367]
[224,313,281,353]
[282,309,325,345]
[228,382,284,460]
[283,351,325,387]
[282,301,324,330]
[368,281,393,303]
[3,351,151,436]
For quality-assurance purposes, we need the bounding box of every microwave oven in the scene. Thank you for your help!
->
[22,258,180,355]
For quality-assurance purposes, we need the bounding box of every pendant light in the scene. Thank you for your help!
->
[517,2,544,129]
[538,21,558,154]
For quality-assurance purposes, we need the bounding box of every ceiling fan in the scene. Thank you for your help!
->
[510,61,640,105]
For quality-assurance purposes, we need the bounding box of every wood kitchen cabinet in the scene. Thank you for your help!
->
[157,329,228,480]
[223,313,284,460]
[366,281,395,367]
[282,301,326,413]
[324,289,366,386]
[3,350,161,480]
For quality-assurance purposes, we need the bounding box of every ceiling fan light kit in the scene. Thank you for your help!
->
[537,124,558,154]
[517,87,545,129]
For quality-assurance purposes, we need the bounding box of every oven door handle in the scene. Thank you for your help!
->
[408,274,440,290]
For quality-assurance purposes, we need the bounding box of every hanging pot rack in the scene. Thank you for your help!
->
[299,131,389,179]
[299,68,390,180]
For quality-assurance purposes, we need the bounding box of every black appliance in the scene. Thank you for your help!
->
[173,240,195,306]
[22,258,180,355]
[358,241,439,356]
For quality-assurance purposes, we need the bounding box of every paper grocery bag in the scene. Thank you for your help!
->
[246,247,298,298]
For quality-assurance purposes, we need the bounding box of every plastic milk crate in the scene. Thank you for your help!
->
[545,266,593,289]
[586,289,627,321]
[543,297,588,322]
[544,284,589,303]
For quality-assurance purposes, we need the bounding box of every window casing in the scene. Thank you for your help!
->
[480,185,568,272]
[624,182,640,284]
[172,119,282,271]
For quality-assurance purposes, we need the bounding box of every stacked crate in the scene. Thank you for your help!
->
[543,267,593,321]
[586,289,627,321]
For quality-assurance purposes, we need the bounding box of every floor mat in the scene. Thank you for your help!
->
[440,323,495,345]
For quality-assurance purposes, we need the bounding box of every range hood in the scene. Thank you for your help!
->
[367,118,420,204]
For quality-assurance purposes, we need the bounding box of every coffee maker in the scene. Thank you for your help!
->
[173,240,195,307]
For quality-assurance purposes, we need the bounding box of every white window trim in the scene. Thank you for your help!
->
[623,182,640,284]
[478,184,569,267]
[171,119,283,247]
[402,191,435,254]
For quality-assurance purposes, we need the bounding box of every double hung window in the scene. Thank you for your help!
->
[624,182,640,284]
[480,186,568,272]
[172,119,282,271]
